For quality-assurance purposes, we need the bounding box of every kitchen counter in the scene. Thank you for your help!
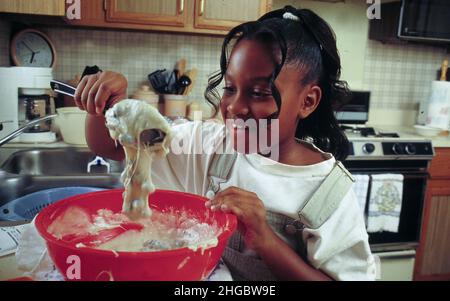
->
[370,125,450,148]
[366,109,450,148]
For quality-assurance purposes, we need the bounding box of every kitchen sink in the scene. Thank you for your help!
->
[0,148,124,207]
[1,148,124,175]
[0,173,122,207]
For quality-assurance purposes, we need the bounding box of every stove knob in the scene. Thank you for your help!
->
[405,143,417,155]
[392,143,404,155]
[362,143,375,154]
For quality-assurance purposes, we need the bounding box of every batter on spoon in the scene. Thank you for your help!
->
[105,99,171,219]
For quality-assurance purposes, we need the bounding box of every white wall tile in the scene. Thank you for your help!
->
[362,40,446,110]
[34,26,223,105]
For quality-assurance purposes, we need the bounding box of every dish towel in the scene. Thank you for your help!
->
[367,174,404,233]
[352,174,370,218]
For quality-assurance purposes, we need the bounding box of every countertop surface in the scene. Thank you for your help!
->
[370,125,450,148]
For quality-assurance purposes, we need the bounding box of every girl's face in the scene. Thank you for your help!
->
[220,39,321,156]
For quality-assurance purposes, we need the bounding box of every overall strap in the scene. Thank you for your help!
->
[207,152,238,180]
[206,147,237,199]
[297,161,355,229]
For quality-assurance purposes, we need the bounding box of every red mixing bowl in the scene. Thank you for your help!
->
[35,189,237,281]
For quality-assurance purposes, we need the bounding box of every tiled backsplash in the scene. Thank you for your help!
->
[0,21,447,112]
[38,26,224,105]
[362,40,447,111]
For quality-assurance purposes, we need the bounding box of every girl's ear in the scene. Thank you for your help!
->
[298,85,321,119]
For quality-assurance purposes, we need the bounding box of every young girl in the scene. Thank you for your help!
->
[74,6,376,281]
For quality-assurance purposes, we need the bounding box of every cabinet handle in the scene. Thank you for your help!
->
[179,0,184,14]
[199,0,205,16]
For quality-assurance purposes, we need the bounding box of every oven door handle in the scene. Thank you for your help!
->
[375,250,416,259]
[353,172,429,179]
[402,173,429,180]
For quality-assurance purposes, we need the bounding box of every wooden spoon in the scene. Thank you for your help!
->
[175,58,187,80]
[183,69,198,96]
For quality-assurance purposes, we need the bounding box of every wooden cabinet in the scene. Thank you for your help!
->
[66,0,272,36]
[428,148,450,178]
[0,0,65,16]
[414,148,450,280]
[194,0,270,31]
[106,0,187,27]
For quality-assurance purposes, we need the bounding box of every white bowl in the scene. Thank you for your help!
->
[56,107,87,145]
[414,125,443,137]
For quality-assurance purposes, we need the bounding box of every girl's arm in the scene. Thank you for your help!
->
[74,71,128,161]
[256,226,332,281]
[85,114,125,161]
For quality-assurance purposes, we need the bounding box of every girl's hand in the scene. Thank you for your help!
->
[205,187,275,251]
[74,71,128,115]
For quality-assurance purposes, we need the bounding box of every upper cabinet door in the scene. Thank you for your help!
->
[194,0,272,31]
[106,0,188,27]
[0,0,65,16]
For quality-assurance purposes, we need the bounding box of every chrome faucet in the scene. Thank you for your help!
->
[0,114,57,147]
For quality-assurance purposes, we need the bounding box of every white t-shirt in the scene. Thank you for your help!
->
[152,121,376,281]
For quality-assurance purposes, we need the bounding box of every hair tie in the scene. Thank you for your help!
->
[282,12,299,21]
[282,9,324,52]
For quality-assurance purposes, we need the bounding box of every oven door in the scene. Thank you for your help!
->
[345,161,428,252]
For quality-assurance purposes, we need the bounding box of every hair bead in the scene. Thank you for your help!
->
[282,12,300,21]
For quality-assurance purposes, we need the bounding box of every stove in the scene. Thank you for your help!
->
[344,127,434,161]
[341,126,435,254]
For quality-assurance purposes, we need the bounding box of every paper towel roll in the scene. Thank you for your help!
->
[425,81,450,130]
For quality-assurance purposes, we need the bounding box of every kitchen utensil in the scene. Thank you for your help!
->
[148,69,178,94]
[35,189,237,281]
[50,80,166,146]
[166,70,178,94]
[81,65,102,78]
[148,69,168,94]
[56,107,87,145]
[177,75,191,95]
[183,69,198,96]
[175,58,187,80]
